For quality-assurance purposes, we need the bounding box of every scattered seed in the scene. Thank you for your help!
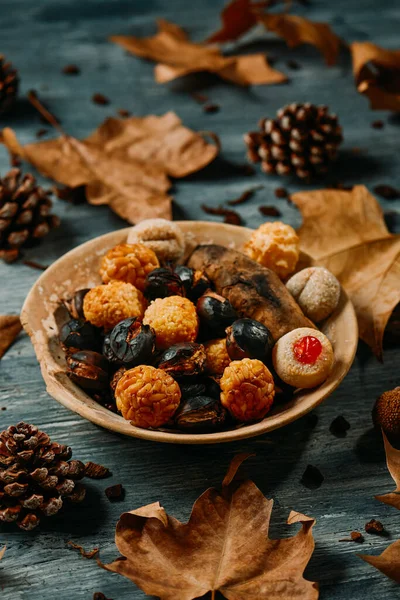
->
[339,531,364,543]
[287,59,301,70]
[1,407,6,411]
[62,64,80,75]
[67,542,99,558]
[373,184,400,200]
[329,415,350,438]
[191,91,209,104]
[274,187,288,199]
[92,93,110,105]
[36,128,48,138]
[93,594,112,600]
[203,103,220,114]
[105,483,125,501]
[365,519,384,535]
[201,204,243,226]
[227,185,264,206]
[23,260,48,271]
[84,461,111,479]
[117,108,131,118]
[371,120,384,129]
[259,205,281,217]
[300,465,324,489]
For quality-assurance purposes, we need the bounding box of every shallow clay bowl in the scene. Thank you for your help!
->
[21,221,358,444]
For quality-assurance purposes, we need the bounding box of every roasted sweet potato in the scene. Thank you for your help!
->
[187,244,314,341]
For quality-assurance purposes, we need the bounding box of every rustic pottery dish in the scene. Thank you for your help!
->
[21,221,358,444]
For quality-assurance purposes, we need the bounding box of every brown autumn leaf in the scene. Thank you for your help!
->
[259,13,342,66]
[291,185,400,359]
[351,42,400,111]
[0,315,22,360]
[101,454,318,600]
[0,546,5,560]
[359,539,400,584]
[1,110,218,224]
[110,19,287,87]
[206,0,262,43]
[375,433,400,510]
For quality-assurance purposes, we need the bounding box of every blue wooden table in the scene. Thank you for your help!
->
[0,0,399,598]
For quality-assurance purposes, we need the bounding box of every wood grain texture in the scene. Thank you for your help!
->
[0,0,399,598]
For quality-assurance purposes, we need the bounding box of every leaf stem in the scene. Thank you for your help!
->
[27,90,65,135]
[211,590,216,600]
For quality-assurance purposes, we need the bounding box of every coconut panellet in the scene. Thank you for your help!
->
[272,327,334,389]
[127,218,185,264]
[286,267,341,322]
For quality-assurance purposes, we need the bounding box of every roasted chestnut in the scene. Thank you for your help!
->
[156,343,206,378]
[67,350,109,391]
[63,289,90,320]
[226,318,274,361]
[174,266,211,301]
[144,268,184,301]
[175,396,226,432]
[110,366,127,398]
[196,291,237,338]
[60,318,102,352]
[106,318,155,366]
[179,376,221,400]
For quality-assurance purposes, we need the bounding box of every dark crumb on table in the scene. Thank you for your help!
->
[259,205,282,217]
[228,185,263,206]
[329,415,350,437]
[84,461,111,479]
[93,594,112,600]
[10,154,21,168]
[203,103,220,114]
[105,483,125,501]
[365,519,384,535]
[1,407,6,411]
[300,464,324,489]
[92,93,110,105]
[62,64,80,75]
[191,91,209,104]
[287,59,301,70]
[67,541,99,558]
[373,184,400,200]
[23,260,48,271]
[118,108,131,117]
[339,531,364,543]
[201,204,243,226]
[371,120,384,129]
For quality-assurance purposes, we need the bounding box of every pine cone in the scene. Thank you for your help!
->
[0,169,60,263]
[0,55,18,114]
[244,103,343,181]
[0,422,86,531]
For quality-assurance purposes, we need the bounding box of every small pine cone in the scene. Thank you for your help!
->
[220,358,275,422]
[100,243,159,291]
[83,281,147,330]
[204,338,231,375]
[244,103,343,181]
[0,169,60,263]
[0,422,86,531]
[115,365,181,428]
[143,296,199,350]
[0,55,18,115]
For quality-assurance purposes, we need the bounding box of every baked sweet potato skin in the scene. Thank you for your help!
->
[187,244,314,341]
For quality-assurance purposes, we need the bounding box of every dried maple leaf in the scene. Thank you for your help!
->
[375,433,400,511]
[291,185,400,359]
[110,19,286,87]
[101,454,318,599]
[0,315,22,360]
[359,539,400,584]
[0,546,5,560]
[259,13,342,66]
[1,106,218,224]
[206,0,262,43]
[351,42,400,111]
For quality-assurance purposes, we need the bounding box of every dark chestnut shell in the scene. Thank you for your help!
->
[63,289,90,320]
[107,318,155,366]
[196,291,237,338]
[175,266,211,302]
[175,396,226,432]
[179,376,221,400]
[174,265,193,295]
[157,343,206,378]
[226,318,274,361]
[60,318,102,352]
[144,267,184,301]
[67,350,109,391]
